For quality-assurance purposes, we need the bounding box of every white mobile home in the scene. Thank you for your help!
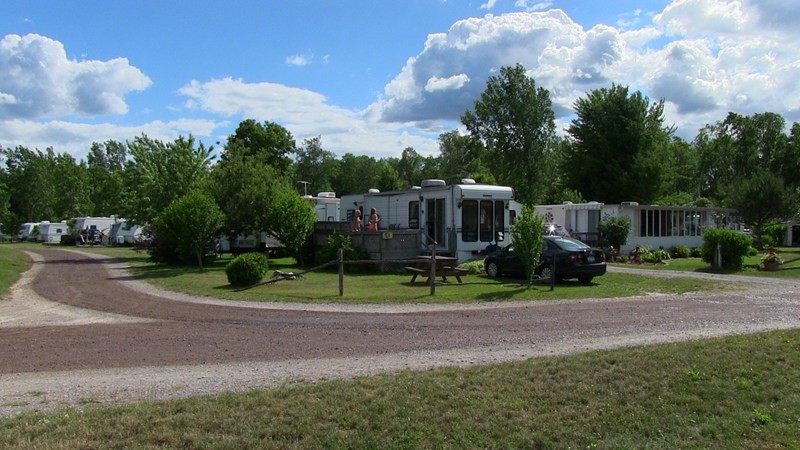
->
[38,221,70,244]
[341,179,518,262]
[535,201,739,252]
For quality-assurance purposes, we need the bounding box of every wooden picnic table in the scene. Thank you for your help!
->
[404,255,468,283]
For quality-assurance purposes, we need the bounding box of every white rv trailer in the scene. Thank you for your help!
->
[38,221,70,244]
[109,221,145,245]
[304,192,341,222]
[72,216,121,245]
[341,179,517,262]
[17,222,40,241]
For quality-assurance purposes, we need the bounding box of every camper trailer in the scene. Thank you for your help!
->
[17,222,40,241]
[72,216,121,245]
[304,192,341,222]
[38,221,70,244]
[340,179,517,262]
[109,221,145,245]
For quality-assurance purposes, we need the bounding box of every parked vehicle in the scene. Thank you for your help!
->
[483,236,606,283]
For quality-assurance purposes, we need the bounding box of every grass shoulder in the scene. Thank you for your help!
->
[1,329,797,448]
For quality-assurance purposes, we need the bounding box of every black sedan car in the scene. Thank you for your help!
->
[484,236,606,283]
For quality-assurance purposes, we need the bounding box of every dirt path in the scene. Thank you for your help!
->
[1,248,799,417]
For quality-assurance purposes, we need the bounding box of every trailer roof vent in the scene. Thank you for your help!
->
[620,201,639,206]
[460,178,476,184]
[316,191,336,198]
[368,188,381,193]
[420,179,446,188]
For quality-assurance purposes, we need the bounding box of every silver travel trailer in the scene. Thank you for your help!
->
[341,179,517,262]
[72,216,121,245]
[304,192,341,222]
[17,222,40,241]
[38,221,70,244]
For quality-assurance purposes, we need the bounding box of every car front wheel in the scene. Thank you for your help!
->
[486,261,500,278]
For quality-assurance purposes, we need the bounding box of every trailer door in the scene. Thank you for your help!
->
[425,198,446,249]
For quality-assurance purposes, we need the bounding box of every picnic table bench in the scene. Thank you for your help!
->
[404,266,469,283]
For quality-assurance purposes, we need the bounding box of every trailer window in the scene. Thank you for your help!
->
[461,200,478,242]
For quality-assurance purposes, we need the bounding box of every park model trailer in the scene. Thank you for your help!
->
[17,222,39,241]
[340,179,518,262]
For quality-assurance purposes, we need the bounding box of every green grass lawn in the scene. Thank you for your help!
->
[0,243,31,295]
[614,247,800,278]
[1,329,797,448]
[65,246,737,304]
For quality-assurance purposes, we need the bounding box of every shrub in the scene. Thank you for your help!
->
[762,222,787,248]
[597,216,631,249]
[747,246,759,257]
[671,245,691,259]
[316,231,370,272]
[225,252,269,287]
[701,228,752,270]
[459,259,486,275]
[691,247,702,258]
[643,248,671,264]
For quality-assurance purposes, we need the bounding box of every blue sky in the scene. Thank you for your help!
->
[1,0,798,161]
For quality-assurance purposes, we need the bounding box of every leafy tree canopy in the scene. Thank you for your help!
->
[563,84,671,204]
[153,190,225,268]
[462,64,556,206]
[224,119,296,172]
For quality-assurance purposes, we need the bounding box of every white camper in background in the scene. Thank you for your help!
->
[38,221,70,244]
[72,216,121,245]
[342,179,517,262]
[109,221,145,245]
[17,222,39,241]
[304,192,341,222]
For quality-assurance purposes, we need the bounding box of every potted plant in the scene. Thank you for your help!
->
[761,251,783,271]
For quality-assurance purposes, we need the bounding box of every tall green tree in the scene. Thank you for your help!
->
[153,190,225,268]
[695,112,795,201]
[437,130,495,184]
[123,134,214,224]
[1,146,57,224]
[293,136,338,195]
[724,170,795,249]
[224,119,295,172]
[331,153,379,195]
[462,64,556,206]
[265,189,317,266]
[205,151,289,240]
[562,84,672,204]
[87,140,127,216]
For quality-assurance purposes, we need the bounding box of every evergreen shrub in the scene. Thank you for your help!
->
[226,252,269,286]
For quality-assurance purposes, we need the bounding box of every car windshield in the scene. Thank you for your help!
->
[549,237,590,251]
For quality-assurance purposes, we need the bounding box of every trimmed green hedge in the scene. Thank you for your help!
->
[701,228,751,269]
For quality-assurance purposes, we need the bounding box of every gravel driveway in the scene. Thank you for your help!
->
[1,248,799,417]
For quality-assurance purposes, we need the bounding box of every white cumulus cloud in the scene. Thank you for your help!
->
[0,33,152,120]
[371,1,800,139]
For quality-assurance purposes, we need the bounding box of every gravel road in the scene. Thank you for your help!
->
[1,248,799,417]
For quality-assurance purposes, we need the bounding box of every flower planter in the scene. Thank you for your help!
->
[763,261,780,272]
